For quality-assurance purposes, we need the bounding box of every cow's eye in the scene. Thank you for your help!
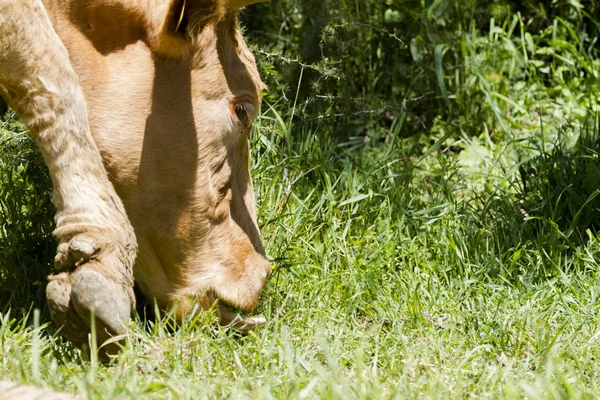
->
[230,100,255,128]
[234,103,249,126]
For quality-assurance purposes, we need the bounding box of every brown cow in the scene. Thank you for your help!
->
[0,0,271,356]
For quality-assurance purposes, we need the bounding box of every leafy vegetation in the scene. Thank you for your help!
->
[0,111,54,313]
[3,0,600,398]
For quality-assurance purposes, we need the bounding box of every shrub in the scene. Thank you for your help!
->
[242,0,600,140]
[0,110,54,314]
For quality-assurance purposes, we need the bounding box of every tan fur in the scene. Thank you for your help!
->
[0,0,137,299]
[1,0,270,327]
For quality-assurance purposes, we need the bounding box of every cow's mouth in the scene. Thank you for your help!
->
[218,303,266,333]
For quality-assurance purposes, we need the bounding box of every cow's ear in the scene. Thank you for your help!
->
[147,0,217,57]
[146,0,268,57]
[144,0,189,57]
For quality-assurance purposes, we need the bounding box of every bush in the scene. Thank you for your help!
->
[242,0,600,139]
[0,110,54,314]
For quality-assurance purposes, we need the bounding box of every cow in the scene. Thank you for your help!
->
[0,0,271,357]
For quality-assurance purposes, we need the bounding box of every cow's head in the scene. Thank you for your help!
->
[58,0,272,327]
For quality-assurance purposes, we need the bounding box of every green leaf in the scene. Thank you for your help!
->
[435,44,452,112]
[338,194,369,207]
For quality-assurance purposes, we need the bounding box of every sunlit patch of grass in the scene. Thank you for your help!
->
[6,103,600,398]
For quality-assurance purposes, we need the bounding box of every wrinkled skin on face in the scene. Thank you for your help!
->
[40,0,271,336]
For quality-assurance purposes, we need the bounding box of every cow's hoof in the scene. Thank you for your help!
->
[47,268,131,359]
[70,268,131,343]
[46,272,90,350]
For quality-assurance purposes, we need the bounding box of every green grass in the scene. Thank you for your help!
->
[4,4,600,398]
[3,108,600,398]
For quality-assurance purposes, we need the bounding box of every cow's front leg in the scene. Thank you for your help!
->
[0,0,136,356]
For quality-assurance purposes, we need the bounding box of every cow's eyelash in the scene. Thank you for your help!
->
[234,103,247,120]
[233,103,251,126]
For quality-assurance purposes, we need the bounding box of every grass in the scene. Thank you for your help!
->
[3,4,600,399]
[3,108,600,398]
